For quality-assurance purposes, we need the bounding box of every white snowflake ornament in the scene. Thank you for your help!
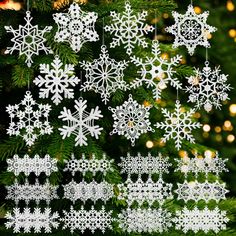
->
[166,5,217,55]
[33,55,80,105]
[185,61,231,112]
[155,100,201,150]
[53,3,99,52]
[4,11,52,67]
[59,97,103,146]
[131,40,182,100]
[6,91,53,146]
[80,45,128,104]
[104,1,154,55]
[109,94,153,146]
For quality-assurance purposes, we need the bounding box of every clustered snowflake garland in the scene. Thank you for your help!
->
[53,3,99,52]
[165,4,217,55]
[185,61,231,112]
[109,94,153,146]
[155,100,201,150]
[58,97,103,146]
[33,55,80,105]
[61,205,113,234]
[5,207,59,233]
[131,40,182,100]
[5,11,52,67]
[80,45,128,104]
[104,1,154,55]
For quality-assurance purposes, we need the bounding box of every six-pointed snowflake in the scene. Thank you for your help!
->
[5,11,52,67]
[185,61,231,112]
[166,5,217,55]
[131,40,182,100]
[80,45,128,104]
[6,91,53,146]
[109,94,153,146]
[33,55,80,105]
[53,3,99,52]
[58,98,103,146]
[104,1,154,55]
[155,100,201,150]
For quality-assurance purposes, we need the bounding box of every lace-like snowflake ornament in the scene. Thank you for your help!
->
[33,56,80,105]
[5,207,59,233]
[104,1,154,55]
[4,11,52,67]
[155,100,201,150]
[119,153,171,177]
[118,207,172,233]
[53,3,99,52]
[174,206,229,233]
[166,5,217,55]
[131,40,182,100]
[6,91,53,146]
[6,179,58,205]
[64,153,114,176]
[61,205,113,233]
[63,179,114,204]
[118,177,173,206]
[59,97,103,146]
[185,61,231,112]
[80,45,128,104]
[175,180,228,203]
[109,94,153,146]
[7,154,58,176]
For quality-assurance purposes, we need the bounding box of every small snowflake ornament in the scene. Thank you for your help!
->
[4,11,52,67]
[155,100,201,150]
[185,61,231,112]
[166,5,217,55]
[53,3,99,52]
[104,1,154,55]
[59,98,103,146]
[131,40,182,100]
[109,94,153,146]
[6,91,53,146]
[33,55,80,105]
[80,45,128,104]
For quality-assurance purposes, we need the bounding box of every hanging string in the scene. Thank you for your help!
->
[27,0,30,11]
[80,71,83,98]
[191,0,193,6]
[206,48,209,62]
[154,9,157,38]
[102,18,105,45]
[177,88,179,101]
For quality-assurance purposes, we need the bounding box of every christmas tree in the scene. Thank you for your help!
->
[0,0,236,235]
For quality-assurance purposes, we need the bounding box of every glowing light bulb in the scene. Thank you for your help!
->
[229,104,236,114]
[227,0,235,11]
[227,134,235,143]
[203,124,211,132]
[146,141,154,148]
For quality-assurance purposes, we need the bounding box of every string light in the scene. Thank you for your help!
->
[229,29,236,38]
[203,124,211,132]
[146,140,154,148]
[223,120,233,131]
[227,134,235,143]
[194,6,202,14]
[229,104,236,114]
[215,126,222,133]
[226,0,235,11]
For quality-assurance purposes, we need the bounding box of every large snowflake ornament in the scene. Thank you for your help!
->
[59,97,103,146]
[185,61,231,112]
[61,205,113,233]
[155,100,201,150]
[5,207,59,233]
[34,56,80,105]
[53,3,99,52]
[6,91,53,146]
[4,11,52,67]
[80,45,128,104]
[104,1,154,55]
[165,5,217,55]
[131,40,182,100]
[109,94,153,146]
[174,206,229,233]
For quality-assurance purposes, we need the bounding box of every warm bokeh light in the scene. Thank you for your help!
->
[146,140,154,148]
[227,0,235,11]
[229,104,236,114]
[215,134,223,142]
[203,124,211,132]
[227,134,235,143]
[205,150,214,158]
[194,6,202,14]
[229,29,236,38]
[215,126,222,133]
[161,53,169,60]
[223,120,233,131]
[0,0,22,10]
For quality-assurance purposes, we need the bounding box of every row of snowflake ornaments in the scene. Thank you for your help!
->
[5,1,231,150]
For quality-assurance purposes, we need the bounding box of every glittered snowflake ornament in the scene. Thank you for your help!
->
[34,55,80,105]
[166,5,217,55]
[5,11,52,67]
[185,61,231,112]
[80,45,128,104]
[53,3,99,52]
[59,98,103,146]
[109,94,153,146]
[6,91,53,146]
[104,1,154,55]
[131,40,182,100]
